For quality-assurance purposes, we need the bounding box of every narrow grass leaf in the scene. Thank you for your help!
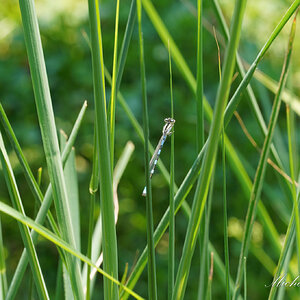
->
[243,257,247,300]
[168,44,175,300]
[87,0,118,298]
[196,0,204,150]
[286,102,300,271]
[137,0,157,298]
[18,0,84,297]
[108,0,120,170]
[197,167,215,300]
[232,12,297,299]
[0,202,144,300]
[222,129,230,300]
[0,134,49,300]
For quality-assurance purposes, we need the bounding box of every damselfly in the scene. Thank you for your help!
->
[142,117,175,196]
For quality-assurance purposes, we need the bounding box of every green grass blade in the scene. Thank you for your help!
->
[18,0,84,297]
[60,131,81,299]
[172,0,247,297]
[286,102,300,270]
[222,129,230,300]
[87,0,118,298]
[108,0,120,170]
[232,13,297,299]
[168,44,175,300]
[137,0,157,298]
[196,0,204,150]
[0,134,49,300]
[195,1,207,298]
[0,202,144,300]
[2,101,87,300]
[60,131,81,252]
[0,218,7,300]
[197,167,215,300]
[243,257,247,300]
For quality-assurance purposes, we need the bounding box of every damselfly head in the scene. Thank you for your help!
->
[163,117,175,135]
[164,117,175,124]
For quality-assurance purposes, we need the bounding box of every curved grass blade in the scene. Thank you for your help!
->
[0,134,49,300]
[137,0,157,298]
[18,0,84,297]
[87,0,118,298]
[232,12,297,299]
[1,101,87,300]
[172,0,247,297]
[0,202,144,300]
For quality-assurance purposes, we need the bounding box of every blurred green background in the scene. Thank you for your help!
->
[0,0,299,298]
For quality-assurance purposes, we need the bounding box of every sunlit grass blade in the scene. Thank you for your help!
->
[0,202,144,300]
[1,101,87,300]
[172,0,247,297]
[137,0,157,298]
[108,0,120,170]
[87,0,118,298]
[232,12,297,299]
[0,218,7,300]
[0,134,49,299]
[168,44,175,300]
[18,0,84,297]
